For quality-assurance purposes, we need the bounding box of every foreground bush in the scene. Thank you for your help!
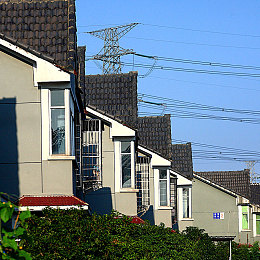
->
[0,197,31,260]
[22,208,260,259]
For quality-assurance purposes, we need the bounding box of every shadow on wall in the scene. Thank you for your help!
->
[85,187,113,215]
[0,98,19,198]
[139,205,155,225]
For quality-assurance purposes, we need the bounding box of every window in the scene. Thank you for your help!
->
[82,119,102,191]
[256,215,260,235]
[121,141,132,188]
[136,156,150,212]
[159,169,168,206]
[50,90,65,154]
[183,188,190,218]
[242,206,249,230]
[170,176,177,224]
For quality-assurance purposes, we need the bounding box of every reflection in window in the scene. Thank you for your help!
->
[51,90,65,154]
[121,141,131,188]
[242,206,249,230]
[183,188,190,218]
[159,169,168,206]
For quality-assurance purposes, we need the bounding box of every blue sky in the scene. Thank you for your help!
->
[76,1,260,176]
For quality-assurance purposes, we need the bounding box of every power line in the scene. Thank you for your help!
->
[173,138,260,155]
[139,104,260,124]
[88,53,260,71]
[125,36,260,50]
[138,93,260,116]
[77,23,260,38]
[121,62,260,78]
[141,23,260,38]
[144,76,260,92]
[134,53,260,71]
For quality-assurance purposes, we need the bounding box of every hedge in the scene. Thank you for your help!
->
[19,208,260,260]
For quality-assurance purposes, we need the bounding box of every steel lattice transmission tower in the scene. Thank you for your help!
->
[87,23,139,74]
[245,160,259,183]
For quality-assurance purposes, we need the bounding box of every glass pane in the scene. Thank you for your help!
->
[257,220,260,235]
[159,169,167,179]
[51,90,64,106]
[256,214,260,220]
[122,154,131,188]
[160,180,167,206]
[51,108,65,154]
[183,188,189,218]
[121,141,131,153]
[242,213,248,230]
[242,206,248,213]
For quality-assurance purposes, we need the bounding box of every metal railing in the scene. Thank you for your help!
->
[136,156,150,213]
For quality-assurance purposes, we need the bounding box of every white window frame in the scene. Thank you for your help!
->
[158,169,170,207]
[178,185,192,220]
[49,89,72,156]
[239,205,250,232]
[120,140,135,189]
[253,213,260,237]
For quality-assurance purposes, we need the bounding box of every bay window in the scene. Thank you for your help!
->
[49,89,74,156]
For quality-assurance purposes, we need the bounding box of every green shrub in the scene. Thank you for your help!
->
[0,196,32,260]
[22,208,260,259]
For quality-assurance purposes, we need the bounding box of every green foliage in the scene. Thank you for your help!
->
[21,208,260,259]
[0,195,32,260]
[22,208,209,259]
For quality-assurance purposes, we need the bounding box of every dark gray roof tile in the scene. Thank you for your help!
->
[0,0,77,70]
[138,115,172,159]
[195,170,251,199]
[85,72,138,129]
[171,143,193,179]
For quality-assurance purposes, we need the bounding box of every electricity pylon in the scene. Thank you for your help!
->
[87,23,139,74]
[245,160,259,183]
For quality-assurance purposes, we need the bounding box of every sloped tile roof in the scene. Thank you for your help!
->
[18,195,88,207]
[0,32,55,63]
[250,183,260,205]
[195,170,251,199]
[171,143,193,179]
[138,115,172,159]
[85,72,138,129]
[0,0,77,70]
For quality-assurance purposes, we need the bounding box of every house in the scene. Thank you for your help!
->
[137,145,175,227]
[0,33,88,210]
[76,105,176,227]
[193,173,260,244]
[81,105,138,216]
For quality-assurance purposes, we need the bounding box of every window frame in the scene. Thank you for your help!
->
[178,185,192,220]
[120,140,135,189]
[239,205,250,231]
[49,89,72,156]
[255,214,260,236]
[183,187,190,218]
[158,168,170,207]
